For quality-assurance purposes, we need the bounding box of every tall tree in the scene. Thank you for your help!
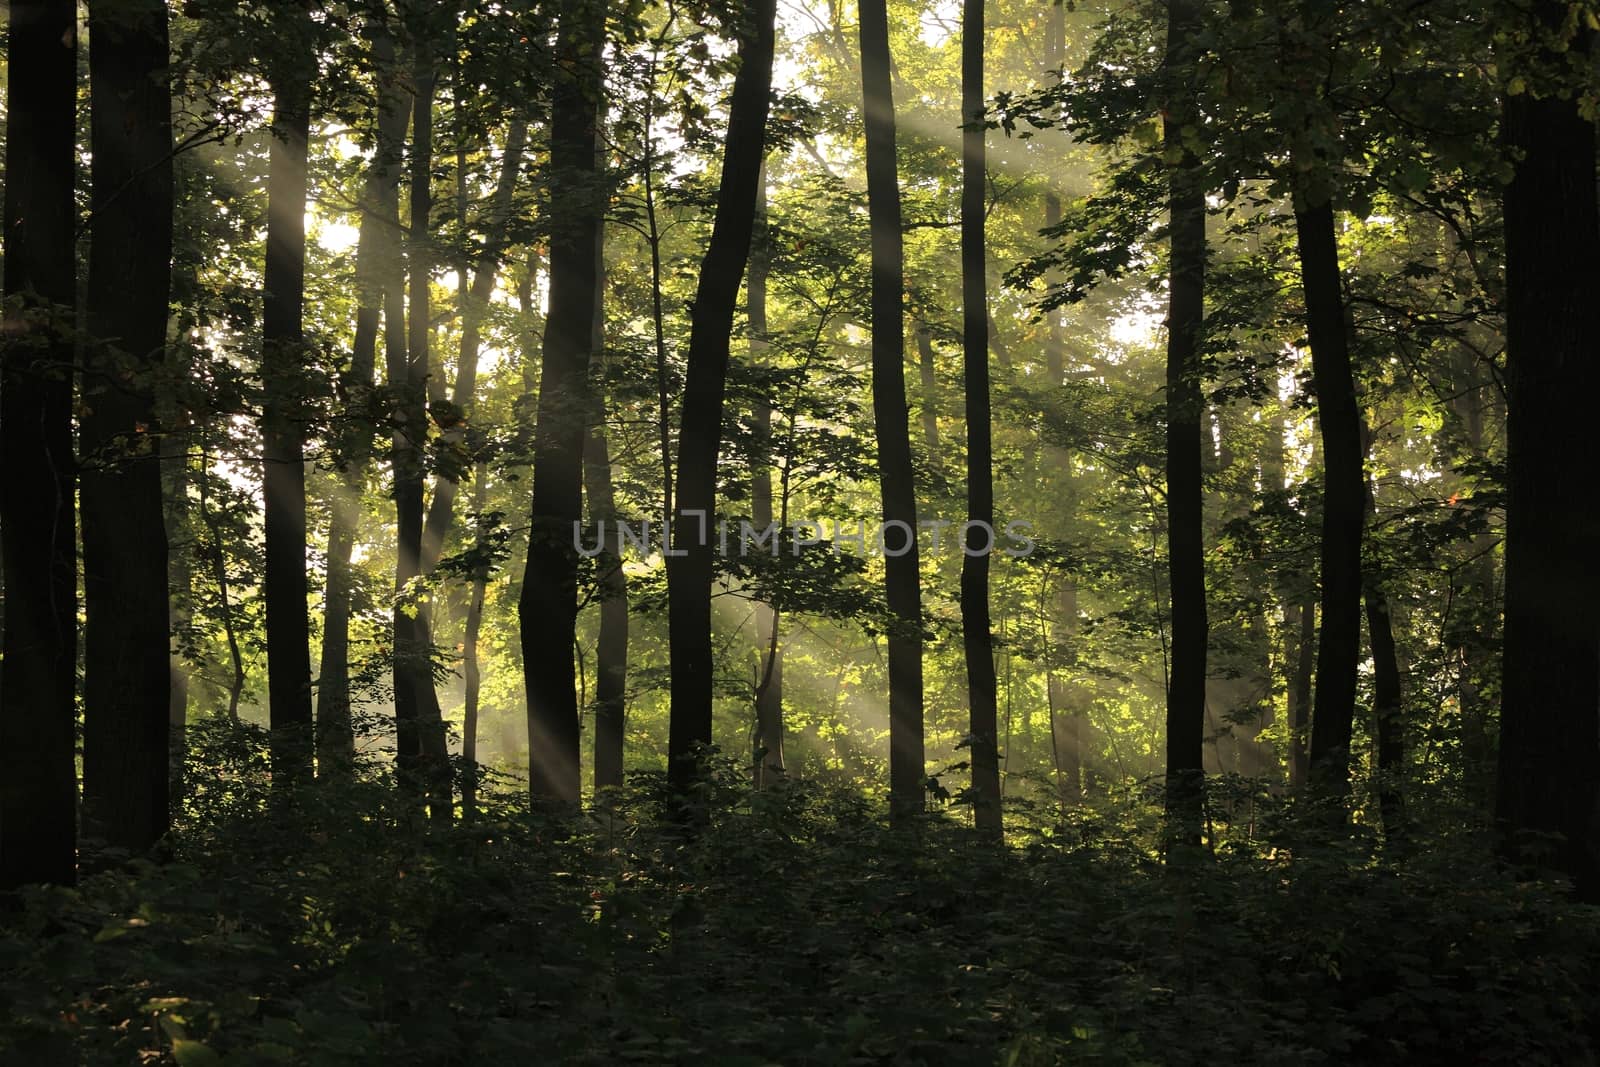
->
[1161,0,1209,851]
[1495,2,1600,901]
[960,0,1001,837]
[260,0,316,783]
[859,0,925,822]
[80,0,175,854]
[0,0,80,888]
[394,12,452,821]
[1295,201,1364,809]
[749,166,785,789]
[318,20,409,773]
[587,222,630,794]
[665,0,779,799]
[521,0,606,803]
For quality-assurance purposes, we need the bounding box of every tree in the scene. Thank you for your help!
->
[318,19,409,773]
[80,0,175,855]
[0,0,80,888]
[1161,0,1209,851]
[665,0,779,799]
[394,8,452,821]
[260,0,316,783]
[522,0,606,804]
[859,0,925,823]
[748,168,784,789]
[1495,1,1600,901]
[960,0,1001,837]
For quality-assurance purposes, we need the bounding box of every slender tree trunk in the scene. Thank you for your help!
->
[522,0,605,804]
[860,0,926,824]
[666,0,778,802]
[420,117,529,571]
[395,27,452,822]
[1161,0,1208,854]
[1295,198,1365,812]
[1287,598,1315,790]
[960,0,1000,837]
[79,0,174,855]
[1496,5,1600,901]
[319,22,408,774]
[163,429,192,797]
[586,222,630,794]
[1361,421,1404,835]
[913,324,941,459]
[461,464,489,817]
[0,0,79,888]
[260,3,316,785]
[199,461,246,722]
[749,168,784,788]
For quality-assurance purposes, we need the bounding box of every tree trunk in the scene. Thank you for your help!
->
[1295,198,1365,812]
[960,0,1001,837]
[586,223,630,794]
[522,0,605,804]
[0,0,80,888]
[1161,0,1208,854]
[1361,421,1404,835]
[79,0,174,855]
[1496,5,1600,900]
[749,168,785,788]
[163,429,192,798]
[860,0,926,824]
[394,27,452,822]
[665,0,778,802]
[1287,598,1315,790]
[462,464,489,817]
[420,117,529,571]
[319,20,408,774]
[914,324,940,459]
[260,3,316,785]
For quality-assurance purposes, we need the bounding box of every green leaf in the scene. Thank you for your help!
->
[172,1039,223,1067]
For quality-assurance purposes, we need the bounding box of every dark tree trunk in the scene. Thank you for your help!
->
[1361,421,1404,836]
[521,0,605,804]
[394,29,452,822]
[0,0,79,889]
[163,429,192,797]
[1287,598,1315,790]
[586,227,629,794]
[665,0,778,801]
[1161,0,1208,853]
[1295,198,1365,812]
[260,5,316,784]
[913,324,941,459]
[462,464,489,817]
[960,0,1000,837]
[319,21,408,774]
[1496,7,1600,901]
[79,0,174,856]
[860,0,926,823]
[749,168,784,788]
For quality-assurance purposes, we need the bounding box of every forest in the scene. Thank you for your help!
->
[3,0,1600,1061]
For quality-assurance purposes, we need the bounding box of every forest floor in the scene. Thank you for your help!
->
[2,723,1597,1066]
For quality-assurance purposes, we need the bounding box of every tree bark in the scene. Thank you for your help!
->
[461,464,489,817]
[665,0,778,802]
[260,2,316,785]
[0,0,80,888]
[586,222,629,794]
[1295,198,1365,812]
[79,0,174,855]
[1495,5,1600,900]
[1361,421,1404,835]
[860,0,926,824]
[960,0,1000,837]
[749,167,785,788]
[319,20,408,774]
[1161,0,1208,854]
[522,0,605,804]
[394,24,452,822]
